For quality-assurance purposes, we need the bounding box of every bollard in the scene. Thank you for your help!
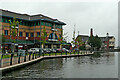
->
[18,53,21,64]
[78,50,79,55]
[10,53,14,65]
[0,54,3,68]
[29,52,31,61]
[32,52,34,59]
[24,53,26,62]
[35,52,36,59]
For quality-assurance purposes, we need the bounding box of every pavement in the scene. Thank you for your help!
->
[1,52,93,68]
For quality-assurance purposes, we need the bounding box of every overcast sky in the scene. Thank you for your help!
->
[0,0,119,46]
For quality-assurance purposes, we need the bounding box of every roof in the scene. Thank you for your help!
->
[77,35,89,37]
[0,9,66,25]
[99,36,115,39]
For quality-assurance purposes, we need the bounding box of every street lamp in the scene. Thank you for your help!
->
[26,37,28,49]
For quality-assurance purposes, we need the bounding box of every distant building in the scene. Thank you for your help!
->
[75,28,115,50]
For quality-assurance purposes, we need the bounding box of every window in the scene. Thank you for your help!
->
[4,30,8,35]
[37,32,40,37]
[59,34,61,38]
[26,32,29,37]
[31,33,34,37]
[19,32,22,37]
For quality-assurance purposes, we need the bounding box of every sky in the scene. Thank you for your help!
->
[0,0,119,46]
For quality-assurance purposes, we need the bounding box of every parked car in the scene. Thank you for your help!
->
[51,48,57,53]
[56,48,64,53]
[62,48,71,53]
[38,48,44,54]
[28,48,39,53]
[43,48,51,53]
[18,49,26,56]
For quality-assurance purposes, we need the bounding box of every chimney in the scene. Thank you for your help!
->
[90,28,93,37]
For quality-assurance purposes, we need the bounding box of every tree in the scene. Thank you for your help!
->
[71,27,77,48]
[2,34,6,53]
[94,35,102,50]
[75,36,83,49]
[41,26,47,48]
[9,17,20,52]
[88,35,102,50]
[58,28,66,48]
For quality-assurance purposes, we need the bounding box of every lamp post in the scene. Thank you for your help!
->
[26,37,28,49]
[106,33,109,51]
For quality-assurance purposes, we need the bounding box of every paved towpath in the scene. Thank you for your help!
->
[1,52,94,68]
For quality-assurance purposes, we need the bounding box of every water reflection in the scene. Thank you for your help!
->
[3,52,118,78]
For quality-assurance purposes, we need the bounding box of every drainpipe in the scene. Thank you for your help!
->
[34,23,35,46]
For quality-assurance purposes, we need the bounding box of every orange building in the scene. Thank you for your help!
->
[0,9,66,50]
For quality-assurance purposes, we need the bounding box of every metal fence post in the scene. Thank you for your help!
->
[32,52,34,59]
[18,53,21,64]
[35,52,36,59]
[24,53,26,62]
[29,52,31,61]
[0,54,3,68]
[10,53,14,65]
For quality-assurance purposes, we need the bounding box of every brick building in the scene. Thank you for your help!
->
[0,9,66,50]
[75,28,115,50]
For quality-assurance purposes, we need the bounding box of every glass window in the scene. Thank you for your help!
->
[37,32,40,37]
[26,32,29,37]
[19,32,22,37]
[31,33,34,37]
[59,34,61,38]
[4,30,8,35]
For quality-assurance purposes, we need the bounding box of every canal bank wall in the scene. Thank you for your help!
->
[1,53,94,74]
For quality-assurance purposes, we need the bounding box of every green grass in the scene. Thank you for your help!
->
[3,55,11,58]
[2,52,86,59]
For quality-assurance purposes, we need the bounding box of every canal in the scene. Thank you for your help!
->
[2,52,118,78]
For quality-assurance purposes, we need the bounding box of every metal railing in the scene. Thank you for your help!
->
[0,51,92,68]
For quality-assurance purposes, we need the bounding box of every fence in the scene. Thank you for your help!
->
[0,51,92,68]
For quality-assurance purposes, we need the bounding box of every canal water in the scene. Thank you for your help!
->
[3,52,118,78]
